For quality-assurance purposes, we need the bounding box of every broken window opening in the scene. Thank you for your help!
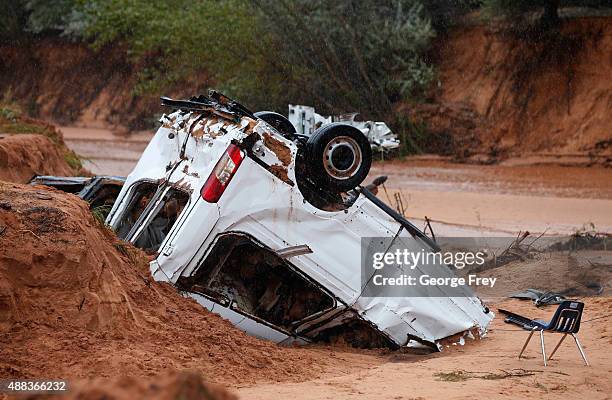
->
[132,188,189,253]
[87,183,123,221]
[181,233,335,332]
[312,316,398,349]
[115,181,189,254]
[116,181,158,239]
[88,183,122,210]
[49,183,86,194]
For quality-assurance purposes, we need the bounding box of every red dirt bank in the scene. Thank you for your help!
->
[407,17,612,163]
[0,110,83,183]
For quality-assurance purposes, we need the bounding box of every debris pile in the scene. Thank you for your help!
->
[288,104,400,154]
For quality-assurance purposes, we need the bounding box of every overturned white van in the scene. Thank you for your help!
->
[105,91,493,350]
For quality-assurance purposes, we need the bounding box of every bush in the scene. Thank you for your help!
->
[24,0,79,33]
[74,0,262,96]
[66,0,436,118]
[251,0,435,118]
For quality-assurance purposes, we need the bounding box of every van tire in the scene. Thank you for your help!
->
[254,111,296,139]
[304,123,372,192]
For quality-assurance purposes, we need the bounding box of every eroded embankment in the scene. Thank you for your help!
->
[0,39,209,130]
[0,134,76,183]
[0,109,84,182]
[406,17,612,164]
[0,183,356,386]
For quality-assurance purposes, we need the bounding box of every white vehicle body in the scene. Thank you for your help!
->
[106,94,492,349]
[288,104,400,154]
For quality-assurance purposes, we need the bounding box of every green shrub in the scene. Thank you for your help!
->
[75,0,263,96]
[251,0,436,118]
[67,0,436,118]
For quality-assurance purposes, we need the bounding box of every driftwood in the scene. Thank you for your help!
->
[472,231,543,273]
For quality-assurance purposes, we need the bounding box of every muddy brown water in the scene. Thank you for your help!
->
[60,126,612,235]
[61,126,153,176]
[368,158,612,199]
[368,159,612,235]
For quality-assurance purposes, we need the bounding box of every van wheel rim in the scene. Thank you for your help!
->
[323,136,362,180]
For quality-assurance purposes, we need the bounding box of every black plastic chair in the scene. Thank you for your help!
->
[506,301,589,366]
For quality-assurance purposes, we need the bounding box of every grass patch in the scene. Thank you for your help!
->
[434,371,469,382]
[0,104,21,120]
[1,103,56,138]
[113,240,148,266]
[1,120,49,134]
[91,204,112,225]
[113,241,130,257]
[64,151,84,170]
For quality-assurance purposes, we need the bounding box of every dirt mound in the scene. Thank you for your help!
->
[0,134,75,183]
[474,250,612,300]
[410,16,612,164]
[0,183,336,385]
[0,107,84,182]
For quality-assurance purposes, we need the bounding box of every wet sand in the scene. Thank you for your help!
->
[237,297,612,400]
[369,158,612,199]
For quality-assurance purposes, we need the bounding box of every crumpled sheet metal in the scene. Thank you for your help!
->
[354,295,491,347]
[149,104,491,349]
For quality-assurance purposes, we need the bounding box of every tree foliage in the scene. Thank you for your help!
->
[250,0,435,117]
[23,0,79,33]
[482,0,612,28]
[73,0,264,97]
[66,0,437,117]
[1,1,480,121]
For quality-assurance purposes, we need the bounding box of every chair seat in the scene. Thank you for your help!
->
[521,319,548,330]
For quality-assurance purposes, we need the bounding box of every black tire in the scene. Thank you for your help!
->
[254,111,296,139]
[303,123,372,192]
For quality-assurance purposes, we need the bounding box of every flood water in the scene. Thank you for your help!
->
[60,126,612,235]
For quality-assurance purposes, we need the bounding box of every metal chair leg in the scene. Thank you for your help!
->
[571,333,590,366]
[519,330,535,359]
[548,334,567,360]
[540,330,547,366]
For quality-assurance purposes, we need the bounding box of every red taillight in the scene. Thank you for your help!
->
[201,144,244,202]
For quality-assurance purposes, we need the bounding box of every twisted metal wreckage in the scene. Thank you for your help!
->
[36,91,493,350]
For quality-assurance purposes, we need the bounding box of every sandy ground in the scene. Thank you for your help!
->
[237,297,612,400]
[237,245,612,400]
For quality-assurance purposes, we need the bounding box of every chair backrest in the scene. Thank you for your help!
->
[546,300,584,333]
